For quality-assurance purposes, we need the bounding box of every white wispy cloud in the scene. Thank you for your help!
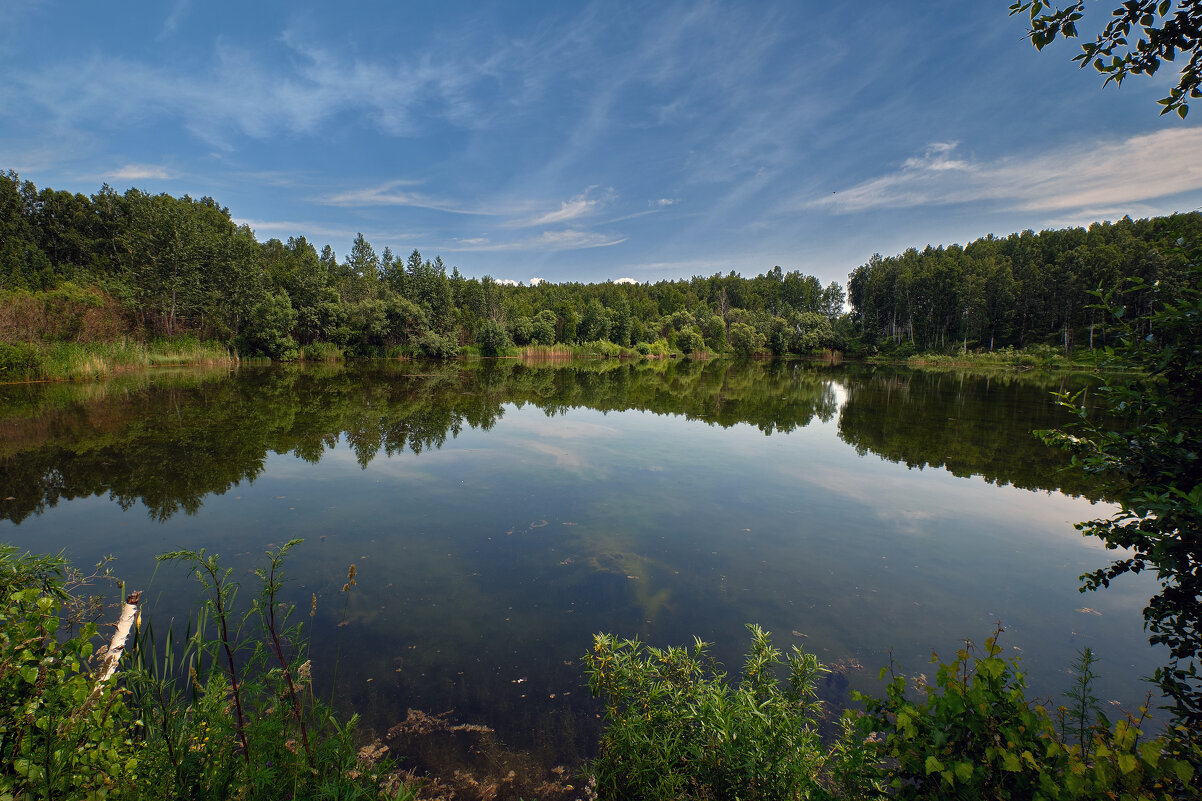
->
[442,228,625,252]
[15,31,501,147]
[510,187,615,227]
[234,218,421,243]
[809,129,1202,215]
[110,164,175,181]
[321,181,490,215]
[158,0,189,39]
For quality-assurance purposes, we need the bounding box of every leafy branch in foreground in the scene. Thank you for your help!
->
[1010,0,1202,117]
[1039,265,1202,751]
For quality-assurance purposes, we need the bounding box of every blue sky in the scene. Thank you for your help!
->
[3,1,1200,287]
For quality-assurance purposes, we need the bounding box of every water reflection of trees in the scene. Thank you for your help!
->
[835,367,1102,498]
[0,360,1094,523]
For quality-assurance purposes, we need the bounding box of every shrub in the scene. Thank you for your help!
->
[237,293,299,361]
[476,320,511,357]
[584,625,835,800]
[579,339,622,357]
[301,341,343,362]
[728,322,765,358]
[0,548,135,799]
[0,341,43,380]
[855,628,1196,799]
[416,331,460,359]
[676,326,705,356]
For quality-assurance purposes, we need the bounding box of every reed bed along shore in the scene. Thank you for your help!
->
[0,337,237,383]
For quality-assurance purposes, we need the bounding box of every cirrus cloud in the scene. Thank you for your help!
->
[809,129,1202,215]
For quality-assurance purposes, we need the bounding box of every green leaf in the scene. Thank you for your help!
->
[925,755,945,774]
[954,761,974,782]
[1175,760,1195,783]
[1117,752,1137,774]
[1139,740,1161,766]
[1002,751,1022,772]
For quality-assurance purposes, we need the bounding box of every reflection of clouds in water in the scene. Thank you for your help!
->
[524,440,587,469]
[493,407,627,472]
[321,442,485,481]
[798,464,1119,549]
[500,415,621,440]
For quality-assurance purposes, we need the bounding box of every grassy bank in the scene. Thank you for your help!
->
[0,337,237,382]
[862,344,1106,371]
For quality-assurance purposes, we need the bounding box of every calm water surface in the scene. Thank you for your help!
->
[0,360,1163,763]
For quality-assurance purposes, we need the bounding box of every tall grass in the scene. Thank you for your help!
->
[300,342,345,362]
[0,337,237,382]
[0,543,413,800]
[519,344,578,360]
[902,345,1101,370]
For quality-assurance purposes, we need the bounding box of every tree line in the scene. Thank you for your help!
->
[3,169,1200,360]
[0,171,844,359]
[847,213,1202,354]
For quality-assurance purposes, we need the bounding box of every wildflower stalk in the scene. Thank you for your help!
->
[257,539,314,770]
[329,563,356,706]
[158,549,252,766]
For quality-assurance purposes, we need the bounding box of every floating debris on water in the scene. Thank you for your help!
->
[1076,607,1102,616]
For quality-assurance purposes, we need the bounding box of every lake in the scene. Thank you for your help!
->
[0,359,1164,768]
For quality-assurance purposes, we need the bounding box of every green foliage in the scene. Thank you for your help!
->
[584,625,836,800]
[1010,0,1202,117]
[237,292,299,360]
[675,326,705,355]
[8,171,1201,369]
[577,339,623,357]
[139,543,408,800]
[0,547,137,799]
[477,319,511,357]
[0,341,43,380]
[856,630,1195,799]
[300,341,343,361]
[728,321,766,357]
[0,544,410,800]
[415,330,460,359]
[1040,264,1202,747]
[847,214,1202,355]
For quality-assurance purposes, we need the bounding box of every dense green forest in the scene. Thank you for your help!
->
[3,170,1200,364]
[847,213,1202,354]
